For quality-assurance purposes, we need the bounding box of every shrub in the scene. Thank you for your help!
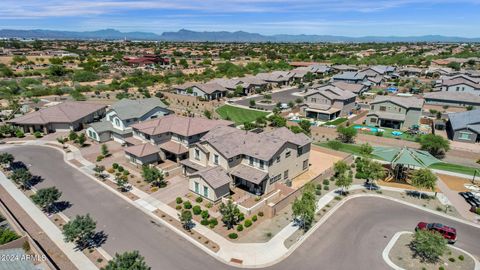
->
[334,196,342,200]
[324,185,330,191]
[239,213,245,221]
[244,219,252,228]
[176,197,183,204]
[175,205,182,210]
[258,211,264,217]
[375,131,384,137]
[96,155,104,162]
[15,130,25,138]
[439,267,445,270]
[200,219,209,226]
[192,205,202,215]
[252,215,257,222]
[327,140,342,150]
[322,179,330,185]
[205,202,212,208]
[458,255,464,261]
[209,218,218,226]
[123,170,129,176]
[236,224,243,232]
[228,233,238,239]
[112,163,119,169]
[315,189,322,195]
[316,184,322,190]
[183,201,192,209]
[34,131,42,138]
[448,257,455,262]
[201,210,209,219]
[195,197,203,203]
[107,168,115,173]
[117,166,124,172]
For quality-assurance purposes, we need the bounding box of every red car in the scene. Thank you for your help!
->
[415,222,457,244]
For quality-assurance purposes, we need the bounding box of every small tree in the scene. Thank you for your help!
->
[10,168,32,190]
[292,183,316,230]
[333,161,348,177]
[178,210,193,231]
[219,200,242,229]
[335,170,353,195]
[68,130,78,141]
[76,133,86,147]
[116,176,128,192]
[359,159,386,189]
[101,144,110,157]
[31,187,62,213]
[141,166,166,187]
[419,134,450,159]
[410,168,437,198]
[203,110,212,119]
[62,214,97,249]
[410,230,447,263]
[336,126,357,143]
[298,120,311,135]
[102,250,151,270]
[0,152,14,167]
[359,143,373,156]
[249,99,256,107]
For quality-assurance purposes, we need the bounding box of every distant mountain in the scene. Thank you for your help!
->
[1,28,480,43]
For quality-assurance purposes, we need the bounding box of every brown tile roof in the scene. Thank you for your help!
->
[229,164,268,185]
[159,141,188,155]
[424,91,480,104]
[124,143,159,157]
[192,166,231,189]
[8,102,106,125]
[131,115,233,137]
[371,96,424,109]
[332,82,367,94]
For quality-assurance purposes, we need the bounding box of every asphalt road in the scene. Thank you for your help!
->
[3,145,480,270]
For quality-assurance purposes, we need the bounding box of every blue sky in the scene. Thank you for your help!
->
[1,0,479,37]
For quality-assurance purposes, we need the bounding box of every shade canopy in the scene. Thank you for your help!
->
[372,146,441,168]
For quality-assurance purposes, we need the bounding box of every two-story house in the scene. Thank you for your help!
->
[366,96,424,130]
[440,74,480,95]
[86,97,171,143]
[124,115,233,165]
[181,126,311,201]
[300,85,356,121]
[446,109,480,144]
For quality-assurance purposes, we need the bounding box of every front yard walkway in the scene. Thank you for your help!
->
[150,175,189,204]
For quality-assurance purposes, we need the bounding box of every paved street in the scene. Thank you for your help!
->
[3,145,480,270]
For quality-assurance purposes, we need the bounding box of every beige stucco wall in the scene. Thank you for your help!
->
[189,175,229,201]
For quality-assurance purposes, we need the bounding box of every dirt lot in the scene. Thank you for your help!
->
[436,174,472,192]
[292,148,344,188]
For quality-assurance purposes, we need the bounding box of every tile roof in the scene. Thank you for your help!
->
[131,115,233,137]
[371,95,424,109]
[332,71,366,81]
[229,164,268,185]
[305,84,356,101]
[424,91,480,104]
[159,140,188,155]
[8,102,106,125]
[192,166,231,189]
[111,97,169,120]
[124,143,160,157]
[448,109,480,131]
[332,82,367,94]
[175,82,227,94]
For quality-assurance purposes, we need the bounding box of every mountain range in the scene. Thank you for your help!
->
[1,28,479,43]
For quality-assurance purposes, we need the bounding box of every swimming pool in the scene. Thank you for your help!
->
[353,125,379,133]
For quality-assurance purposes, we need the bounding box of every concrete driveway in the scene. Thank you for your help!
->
[151,175,189,204]
[3,145,480,270]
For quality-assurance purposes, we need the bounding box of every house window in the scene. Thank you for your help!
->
[203,186,208,197]
[269,174,281,184]
[380,106,386,111]
[297,146,303,156]
[194,149,200,160]
[370,105,374,110]
[249,156,254,165]
[458,132,471,140]
[259,160,264,169]
[283,170,289,180]
[311,98,317,103]
[194,182,199,193]
[303,160,309,170]
[214,154,219,165]
[285,151,291,158]
[370,118,377,123]
[276,156,281,163]
[114,118,121,126]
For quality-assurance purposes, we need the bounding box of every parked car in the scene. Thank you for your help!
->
[415,222,457,244]
[459,192,480,208]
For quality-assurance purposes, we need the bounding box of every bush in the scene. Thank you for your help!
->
[107,168,115,173]
[205,202,212,208]
[439,267,445,270]
[176,197,183,204]
[322,179,330,185]
[200,219,209,226]
[192,205,202,215]
[117,166,124,172]
[201,210,209,219]
[96,155,104,162]
[175,205,182,210]
[375,131,384,137]
[244,219,252,228]
[252,215,257,222]
[123,170,129,176]
[327,140,342,150]
[316,184,322,190]
[112,163,119,169]
[315,189,322,195]
[183,201,192,209]
[209,218,218,227]
[15,130,25,138]
[448,257,455,262]
[34,131,42,138]
[458,255,464,261]
[228,233,238,239]
[195,197,203,203]
[324,185,330,191]
[236,224,243,232]
[239,213,245,221]
[258,211,264,217]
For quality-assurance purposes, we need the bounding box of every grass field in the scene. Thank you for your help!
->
[216,105,269,125]
[323,117,347,126]
[316,141,480,176]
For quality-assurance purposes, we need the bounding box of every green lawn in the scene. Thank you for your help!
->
[353,125,419,142]
[323,117,347,126]
[216,105,269,125]
[316,141,480,176]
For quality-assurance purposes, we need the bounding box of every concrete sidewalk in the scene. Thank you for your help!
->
[0,173,98,270]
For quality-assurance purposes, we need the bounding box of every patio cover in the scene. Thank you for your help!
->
[372,146,441,168]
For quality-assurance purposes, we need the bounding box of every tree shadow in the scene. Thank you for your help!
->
[10,161,27,170]
[89,231,108,248]
[28,175,44,187]
[50,201,72,214]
